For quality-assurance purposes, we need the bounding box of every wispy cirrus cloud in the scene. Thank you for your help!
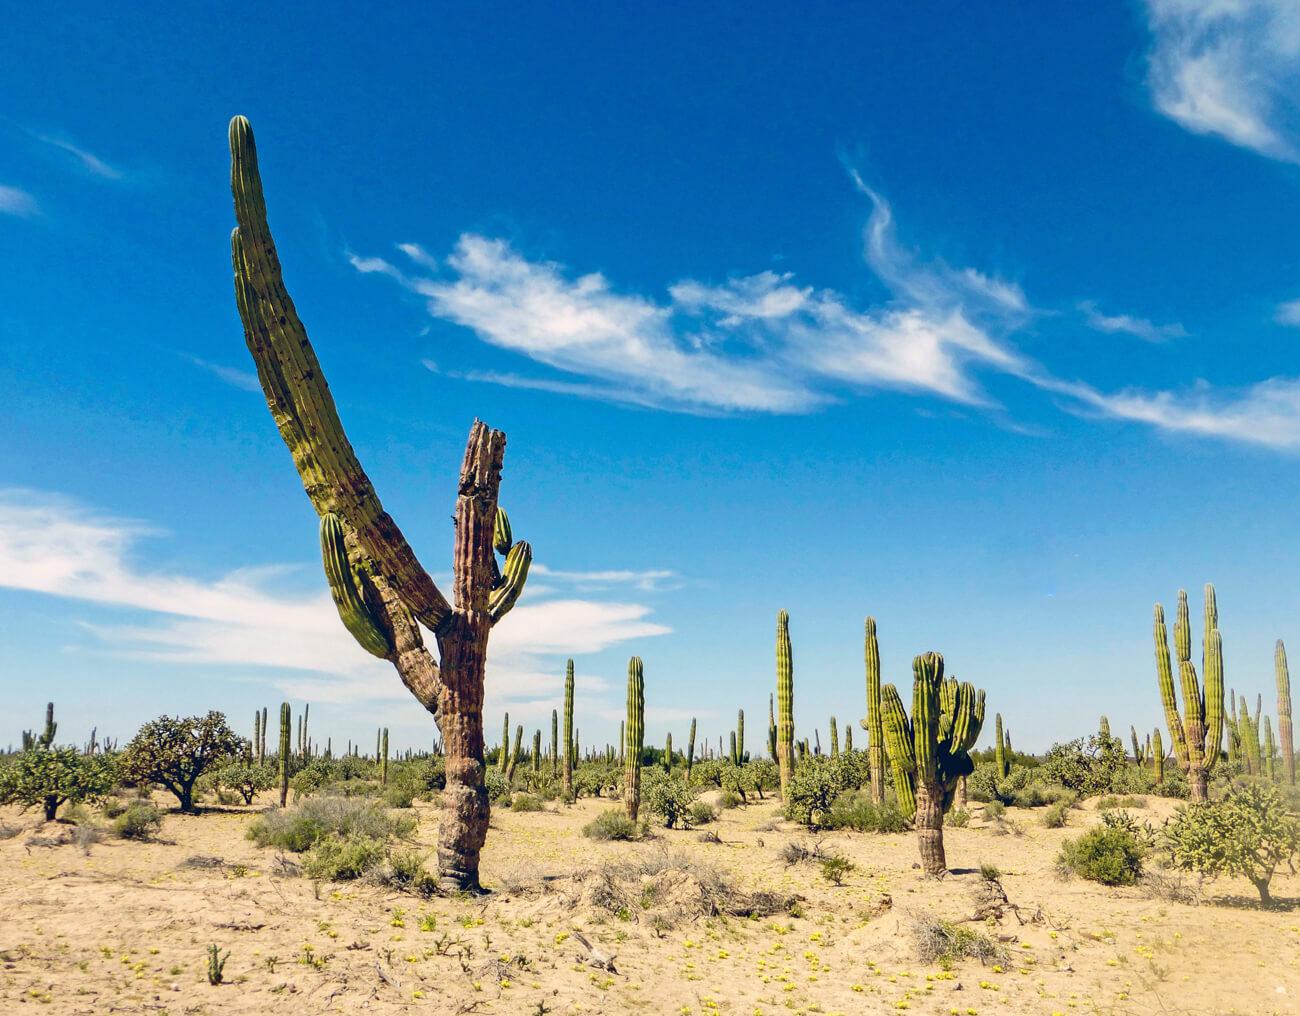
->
[0,490,669,715]
[182,354,262,392]
[0,184,38,218]
[30,131,123,180]
[1143,0,1300,161]
[1079,301,1188,343]
[1275,299,1300,326]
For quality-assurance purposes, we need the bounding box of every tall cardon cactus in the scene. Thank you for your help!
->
[1153,585,1224,802]
[380,728,389,785]
[829,717,839,758]
[775,611,795,801]
[624,657,645,821]
[861,618,886,803]
[879,653,985,876]
[1277,640,1295,785]
[277,702,290,807]
[562,660,575,800]
[994,713,1006,778]
[736,709,745,764]
[230,117,531,889]
[686,717,696,778]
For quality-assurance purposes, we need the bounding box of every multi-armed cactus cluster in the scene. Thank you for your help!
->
[880,653,986,876]
[775,611,795,801]
[229,116,530,890]
[624,657,645,820]
[1153,585,1224,802]
[21,703,57,752]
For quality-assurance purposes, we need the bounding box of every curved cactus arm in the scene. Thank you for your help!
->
[1153,603,1190,763]
[228,116,451,630]
[493,508,513,556]
[879,683,916,818]
[320,513,392,658]
[489,541,532,623]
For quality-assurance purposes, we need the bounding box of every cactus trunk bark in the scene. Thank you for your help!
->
[914,780,946,876]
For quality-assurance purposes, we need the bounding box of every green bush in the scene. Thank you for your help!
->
[1162,785,1300,906]
[1057,826,1144,885]
[642,770,696,828]
[509,792,544,812]
[383,848,437,895]
[582,809,643,841]
[1038,736,1129,797]
[983,800,1005,819]
[0,747,118,821]
[119,712,243,813]
[785,756,856,828]
[820,853,856,885]
[216,761,276,805]
[947,808,970,828]
[302,833,387,880]
[825,791,908,833]
[1041,801,1069,828]
[247,796,414,852]
[113,802,163,841]
[688,801,717,826]
[484,768,510,802]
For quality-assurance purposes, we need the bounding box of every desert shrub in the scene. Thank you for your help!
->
[910,913,1008,968]
[1057,826,1144,885]
[100,796,129,819]
[719,762,755,803]
[302,833,387,880]
[983,800,1005,819]
[1038,736,1129,797]
[119,712,242,813]
[215,761,276,805]
[289,758,336,799]
[573,765,609,799]
[746,759,780,797]
[381,782,416,809]
[642,770,696,828]
[374,848,437,895]
[948,808,970,828]
[688,759,723,788]
[1096,794,1145,811]
[582,809,643,841]
[247,796,414,852]
[1041,801,1069,828]
[819,853,856,885]
[785,756,858,828]
[688,800,717,825]
[509,791,544,812]
[0,747,118,821]
[113,802,163,841]
[484,768,510,803]
[826,790,908,833]
[333,754,375,782]
[1162,784,1300,906]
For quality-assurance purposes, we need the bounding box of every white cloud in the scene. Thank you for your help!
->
[182,354,262,392]
[1079,301,1188,342]
[0,490,668,713]
[0,184,38,218]
[1276,299,1300,325]
[32,132,123,180]
[532,563,678,592]
[1144,0,1300,161]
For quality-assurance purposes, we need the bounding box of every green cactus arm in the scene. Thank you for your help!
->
[1153,603,1190,763]
[911,654,943,784]
[1174,589,1191,663]
[1178,659,1206,767]
[1202,627,1224,768]
[493,508,513,556]
[1277,639,1296,785]
[320,513,392,658]
[489,541,532,623]
[228,116,451,630]
[879,683,916,818]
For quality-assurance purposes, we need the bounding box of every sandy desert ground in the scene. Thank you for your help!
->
[0,792,1295,1015]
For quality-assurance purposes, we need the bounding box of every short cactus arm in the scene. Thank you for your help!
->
[229,115,451,630]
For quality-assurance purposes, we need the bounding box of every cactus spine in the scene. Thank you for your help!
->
[994,713,1006,778]
[879,654,985,876]
[1277,640,1296,785]
[381,728,389,785]
[686,717,697,778]
[624,657,644,821]
[277,702,290,807]
[561,660,575,800]
[830,717,839,758]
[775,610,795,802]
[863,617,886,803]
[1152,585,1224,802]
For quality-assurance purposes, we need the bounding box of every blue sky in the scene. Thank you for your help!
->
[4,2,1300,754]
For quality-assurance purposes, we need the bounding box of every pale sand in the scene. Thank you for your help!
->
[1,792,1295,1014]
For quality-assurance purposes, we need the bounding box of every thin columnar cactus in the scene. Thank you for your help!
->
[879,653,985,876]
[844,724,852,752]
[532,730,542,776]
[253,710,261,764]
[814,729,821,756]
[302,703,310,761]
[550,709,558,777]
[1264,716,1277,781]
[1130,725,1142,765]
[664,732,672,771]
[505,725,523,784]
[829,717,839,758]
[729,730,737,766]
[1152,585,1224,802]
[736,709,745,764]
[861,617,886,803]
[776,610,795,802]
[767,694,777,760]
[1277,640,1295,785]
[686,717,696,778]
[260,707,267,763]
[1152,728,1164,785]
[994,713,1006,778]
[624,657,645,821]
[381,728,389,785]
[500,713,510,773]
[618,720,625,765]
[1228,689,1241,763]
[562,660,575,800]
[230,116,531,891]
[278,702,290,807]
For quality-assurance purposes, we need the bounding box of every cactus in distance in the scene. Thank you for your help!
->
[624,657,645,821]
[775,610,795,801]
[562,660,575,800]
[1153,585,1224,802]
[861,618,886,803]
[277,702,290,807]
[1277,640,1296,785]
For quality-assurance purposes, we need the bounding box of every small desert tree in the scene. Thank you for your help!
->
[0,747,117,821]
[216,759,277,805]
[1163,784,1300,906]
[120,712,242,813]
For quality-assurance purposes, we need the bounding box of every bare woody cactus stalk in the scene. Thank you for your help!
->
[879,653,985,876]
[1277,640,1295,785]
[775,611,795,802]
[228,116,530,891]
[1153,585,1224,803]
[862,617,886,803]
